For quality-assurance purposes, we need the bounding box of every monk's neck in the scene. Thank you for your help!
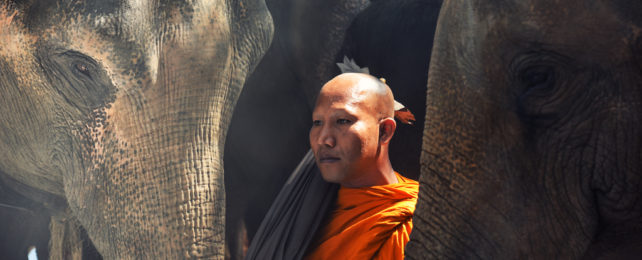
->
[341,163,397,188]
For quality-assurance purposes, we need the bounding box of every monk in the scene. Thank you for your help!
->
[305,72,419,260]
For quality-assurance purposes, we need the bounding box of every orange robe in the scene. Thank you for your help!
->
[305,173,419,260]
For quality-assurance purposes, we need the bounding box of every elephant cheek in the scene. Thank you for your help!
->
[66,97,225,259]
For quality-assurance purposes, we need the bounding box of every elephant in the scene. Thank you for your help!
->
[0,0,272,258]
[223,0,370,258]
[0,0,444,258]
[406,0,642,258]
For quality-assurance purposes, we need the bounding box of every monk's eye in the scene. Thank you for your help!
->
[337,119,351,125]
[312,120,322,127]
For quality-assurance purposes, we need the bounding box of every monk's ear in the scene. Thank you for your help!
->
[379,118,396,144]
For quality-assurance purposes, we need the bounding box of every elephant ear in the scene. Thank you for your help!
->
[336,56,416,125]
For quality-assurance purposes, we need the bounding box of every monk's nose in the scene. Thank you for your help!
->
[317,126,335,148]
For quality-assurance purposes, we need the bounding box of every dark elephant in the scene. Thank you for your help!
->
[0,0,272,258]
[0,178,52,260]
[0,172,100,259]
[224,0,369,258]
[407,0,642,258]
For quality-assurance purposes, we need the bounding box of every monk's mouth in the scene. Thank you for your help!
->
[319,157,340,163]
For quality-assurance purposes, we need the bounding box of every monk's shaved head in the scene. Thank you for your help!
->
[310,72,398,187]
[317,73,395,120]
[307,72,418,259]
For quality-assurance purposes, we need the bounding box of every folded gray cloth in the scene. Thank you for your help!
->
[245,150,339,260]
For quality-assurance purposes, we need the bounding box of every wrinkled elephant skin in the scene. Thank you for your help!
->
[0,0,272,259]
[408,0,642,259]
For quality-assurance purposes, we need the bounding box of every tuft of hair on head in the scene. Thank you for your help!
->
[336,56,370,74]
[335,56,416,125]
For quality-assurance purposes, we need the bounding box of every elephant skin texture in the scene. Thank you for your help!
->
[0,0,273,259]
[406,0,642,259]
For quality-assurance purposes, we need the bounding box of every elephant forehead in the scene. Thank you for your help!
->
[0,8,39,86]
[464,0,637,64]
[118,0,232,82]
[14,0,233,85]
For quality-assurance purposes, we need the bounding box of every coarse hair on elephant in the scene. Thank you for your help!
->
[0,0,273,259]
[407,0,642,259]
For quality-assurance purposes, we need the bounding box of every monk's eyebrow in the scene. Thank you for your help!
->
[333,109,360,120]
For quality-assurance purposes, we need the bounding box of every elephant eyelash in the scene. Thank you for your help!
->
[59,50,98,80]
[510,50,573,122]
[519,65,556,91]
[509,50,572,93]
[73,62,93,79]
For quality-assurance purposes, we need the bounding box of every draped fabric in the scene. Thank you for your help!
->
[245,150,339,260]
[305,173,419,260]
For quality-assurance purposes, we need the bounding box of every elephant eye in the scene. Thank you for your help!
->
[520,65,555,90]
[516,64,559,121]
[43,49,116,111]
[511,50,567,94]
[511,50,571,123]
[73,61,93,79]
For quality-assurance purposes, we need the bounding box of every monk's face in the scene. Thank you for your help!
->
[310,75,383,187]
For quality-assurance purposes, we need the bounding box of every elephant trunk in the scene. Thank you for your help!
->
[66,30,236,259]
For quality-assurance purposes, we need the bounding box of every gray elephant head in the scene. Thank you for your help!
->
[407,0,642,258]
[0,0,272,258]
